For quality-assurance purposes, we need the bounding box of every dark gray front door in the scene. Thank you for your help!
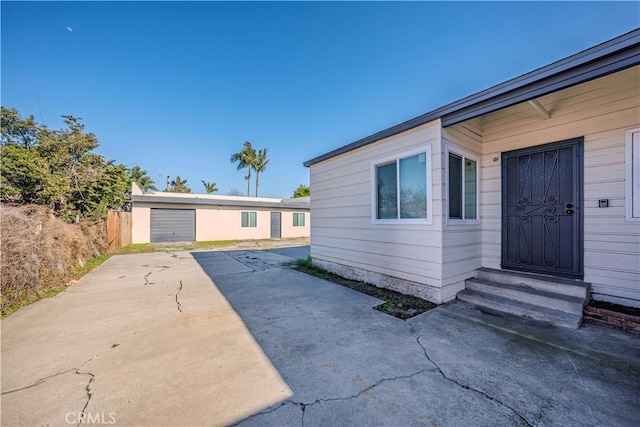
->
[150,209,196,243]
[270,212,281,238]
[502,138,583,278]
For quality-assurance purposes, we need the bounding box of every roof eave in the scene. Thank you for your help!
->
[441,41,640,126]
[132,195,310,210]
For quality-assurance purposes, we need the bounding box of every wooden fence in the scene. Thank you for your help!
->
[107,210,132,253]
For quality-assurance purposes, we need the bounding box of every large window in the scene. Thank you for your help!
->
[627,129,640,221]
[375,150,429,221]
[241,211,257,228]
[293,212,306,227]
[448,151,478,221]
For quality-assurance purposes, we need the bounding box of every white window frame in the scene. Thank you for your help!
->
[293,212,306,227]
[445,144,480,225]
[370,145,432,224]
[626,128,640,222]
[241,211,257,228]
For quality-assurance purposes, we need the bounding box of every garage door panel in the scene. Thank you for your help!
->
[150,209,195,243]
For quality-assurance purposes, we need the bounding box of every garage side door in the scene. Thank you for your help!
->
[150,209,196,243]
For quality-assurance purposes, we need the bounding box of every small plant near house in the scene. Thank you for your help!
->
[290,257,437,320]
[291,256,314,269]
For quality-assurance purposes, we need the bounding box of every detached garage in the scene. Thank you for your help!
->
[150,209,195,243]
[131,183,310,244]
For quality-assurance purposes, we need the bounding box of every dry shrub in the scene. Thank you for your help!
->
[1,204,107,315]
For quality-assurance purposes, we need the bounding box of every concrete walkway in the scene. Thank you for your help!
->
[1,249,292,426]
[2,245,639,426]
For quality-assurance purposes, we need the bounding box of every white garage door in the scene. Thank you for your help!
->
[150,209,195,243]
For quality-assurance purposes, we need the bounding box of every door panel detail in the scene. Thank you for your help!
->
[502,138,583,278]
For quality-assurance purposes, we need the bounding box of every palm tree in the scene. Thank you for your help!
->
[201,180,218,194]
[167,175,191,193]
[230,141,256,197]
[253,148,269,197]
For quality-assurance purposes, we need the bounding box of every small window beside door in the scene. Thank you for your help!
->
[293,212,306,227]
[241,211,257,227]
[448,151,478,222]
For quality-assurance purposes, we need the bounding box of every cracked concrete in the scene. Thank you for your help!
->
[1,250,292,426]
[143,271,153,285]
[76,369,95,427]
[3,245,639,426]
[200,249,640,427]
[405,302,640,427]
[407,322,532,426]
[2,364,97,426]
[175,280,184,313]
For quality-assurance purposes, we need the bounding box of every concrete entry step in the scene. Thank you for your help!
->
[458,268,591,329]
[474,267,590,299]
[457,289,583,329]
[466,278,585,316]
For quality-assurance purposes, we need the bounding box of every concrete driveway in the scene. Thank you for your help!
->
[2,245,639,426]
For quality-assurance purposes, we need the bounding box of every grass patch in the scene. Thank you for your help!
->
[118,243,156,254]
[1,289,40,318]
[118,240,241,254]
[75,253,110,276]
[291,258,437,320]
[181,240,239,250]
[290,256,314,268]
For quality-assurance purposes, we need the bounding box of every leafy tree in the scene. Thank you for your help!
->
[165,175,191,193]
[77,160,130,220]
[127,166,157,193]
[1,107,130,221]
[230,141,256,197]
[253,148,269,197]
[293,184,310,198]
[201,180,218,194]
[0,107,42,148]
[0,143,50,204]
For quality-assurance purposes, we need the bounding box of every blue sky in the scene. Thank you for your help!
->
[2,1,639,198]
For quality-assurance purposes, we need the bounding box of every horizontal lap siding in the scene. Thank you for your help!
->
[310,121,443,287]
[480,66,640,306]
[442,122,483,286]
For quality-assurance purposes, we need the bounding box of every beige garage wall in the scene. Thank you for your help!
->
[281,211,310,238]
[196,208,272,241]
[132,207,150,244]
[132,202,310,244]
